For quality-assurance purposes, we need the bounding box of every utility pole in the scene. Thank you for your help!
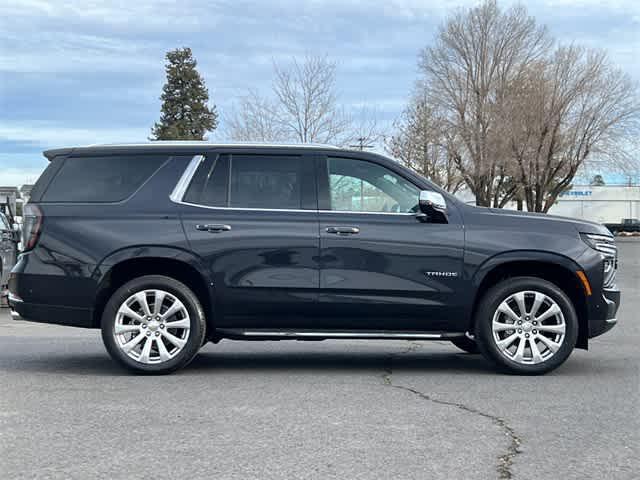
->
[349,137,374,151]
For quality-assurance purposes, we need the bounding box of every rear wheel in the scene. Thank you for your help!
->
[101,275,206,374]
[474,277,578,375]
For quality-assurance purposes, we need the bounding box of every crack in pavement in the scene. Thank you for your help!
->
[381,342,523,480]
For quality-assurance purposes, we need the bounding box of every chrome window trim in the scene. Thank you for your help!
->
[169,155,205,203]
[319,209,415,216]
[175,200,312,213]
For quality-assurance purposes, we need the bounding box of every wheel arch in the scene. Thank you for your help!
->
[468,251,590,349]
[91,247,215,333]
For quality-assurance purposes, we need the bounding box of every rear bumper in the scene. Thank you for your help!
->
[9,298,93,328]
[588,288,620,338]
[8,292,24,319]
[8,265,95,329]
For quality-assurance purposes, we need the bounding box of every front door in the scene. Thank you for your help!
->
[180,152,320,328]
[316,156,465,331]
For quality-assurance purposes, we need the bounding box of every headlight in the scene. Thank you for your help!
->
[580,233,617,288]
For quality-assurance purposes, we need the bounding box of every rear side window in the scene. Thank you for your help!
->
[183,155,229,207]
[183,154,315,210]
[41,155,167,203]
[230,155,303,209]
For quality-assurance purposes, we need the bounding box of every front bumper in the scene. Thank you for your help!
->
[588,288,620,338]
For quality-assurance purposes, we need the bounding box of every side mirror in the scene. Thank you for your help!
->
[419,190,447,213]
[417,190,448,223]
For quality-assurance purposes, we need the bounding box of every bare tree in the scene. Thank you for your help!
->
[418,0,552,206]
[386,94,464,193]
[272,55,351,144]
[501,47,639,212]
[226,55,379,146]
[226,90,286,142]
[345,107,384,150]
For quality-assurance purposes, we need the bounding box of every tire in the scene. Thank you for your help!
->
[101,275,206,374]
[450,336,480,354]
[474,276,578,375]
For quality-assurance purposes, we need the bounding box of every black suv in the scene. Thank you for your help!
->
[8,143,620,374]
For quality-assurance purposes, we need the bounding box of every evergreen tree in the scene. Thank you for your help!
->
[151,47,217,140]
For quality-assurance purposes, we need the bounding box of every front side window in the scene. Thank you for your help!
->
[327,157,420,213]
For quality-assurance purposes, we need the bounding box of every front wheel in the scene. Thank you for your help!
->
[101,275,206,374]
[474,277,578,375]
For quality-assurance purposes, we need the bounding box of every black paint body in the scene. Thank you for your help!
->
[8,145,620,346]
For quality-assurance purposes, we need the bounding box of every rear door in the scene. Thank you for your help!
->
[316,155,465,331]
[179,151,320,328]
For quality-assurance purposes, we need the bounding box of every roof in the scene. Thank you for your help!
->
[43,141,341,160]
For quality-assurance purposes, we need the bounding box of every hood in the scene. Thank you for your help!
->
[486,208,610,236]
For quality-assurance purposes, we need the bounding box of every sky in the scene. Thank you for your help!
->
[1,0,639,186]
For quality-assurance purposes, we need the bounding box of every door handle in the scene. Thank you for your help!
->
[196,224,232,233]
[326,226,360,235]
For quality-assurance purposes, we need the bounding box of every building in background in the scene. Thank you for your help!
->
[0,186,19,221]
[551,185,640,224]
[19,184,34,206]
[455,183,640,224]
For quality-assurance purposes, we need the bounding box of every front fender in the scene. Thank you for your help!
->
[465,249,591,348]
[470,250,584,290]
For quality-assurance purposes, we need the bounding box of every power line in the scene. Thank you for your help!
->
[349,137,374,151]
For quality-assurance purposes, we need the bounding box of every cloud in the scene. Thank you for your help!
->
[0,166,46,187]
[0,122,149,148]
[1,0,639,187]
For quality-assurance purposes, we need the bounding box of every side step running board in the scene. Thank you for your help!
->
[216,329,465,341]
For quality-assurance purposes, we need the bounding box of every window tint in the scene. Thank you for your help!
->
[29,156,65,203]
[183,155,229,207]
[327,158,420,213]
[230,155,303,209]
[42,155,166,203]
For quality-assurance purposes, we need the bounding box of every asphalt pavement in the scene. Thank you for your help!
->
[1,240,638,480]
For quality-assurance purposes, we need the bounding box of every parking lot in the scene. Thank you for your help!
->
[0,241,638,480]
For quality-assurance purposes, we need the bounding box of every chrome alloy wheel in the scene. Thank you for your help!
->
[113,290,190,364]
[492,290,566,365]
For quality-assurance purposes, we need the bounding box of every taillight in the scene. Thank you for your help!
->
[22,204,43,251]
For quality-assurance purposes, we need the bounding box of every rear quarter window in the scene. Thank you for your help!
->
[41,155,168,203]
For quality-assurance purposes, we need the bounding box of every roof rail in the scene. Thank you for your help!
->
[84,141,341,149]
